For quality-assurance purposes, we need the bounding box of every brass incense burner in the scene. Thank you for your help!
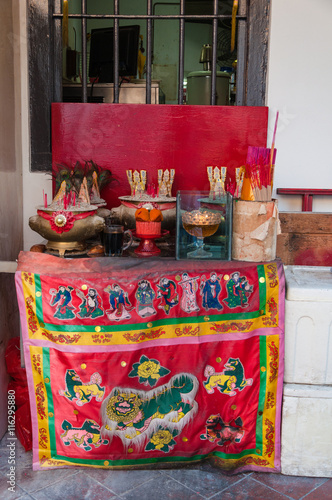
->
[28,163,115,256]
[29,205,105,257]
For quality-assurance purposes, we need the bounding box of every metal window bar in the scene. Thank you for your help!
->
[146,0,153,103]
[53,0,248,105]
[211,0,218,105]
[178,0,185,105]
[81,0,87,103]
[114,0,120,103]
[236,0,247,106]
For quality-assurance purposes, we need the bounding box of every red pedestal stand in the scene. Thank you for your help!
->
[132,230,169,257]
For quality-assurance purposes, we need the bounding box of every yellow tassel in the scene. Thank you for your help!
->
[231,0,238,53]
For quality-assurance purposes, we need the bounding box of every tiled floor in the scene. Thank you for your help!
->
[0,433,331,500]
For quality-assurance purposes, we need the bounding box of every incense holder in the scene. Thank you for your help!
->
[29,205,105,257]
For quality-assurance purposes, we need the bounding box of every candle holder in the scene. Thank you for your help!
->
[182,209,222,258]
[176,190,233,260]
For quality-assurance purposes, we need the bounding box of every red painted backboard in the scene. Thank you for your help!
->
[52,103,268,208]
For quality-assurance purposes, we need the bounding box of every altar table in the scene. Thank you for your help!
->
[15,252,284,473]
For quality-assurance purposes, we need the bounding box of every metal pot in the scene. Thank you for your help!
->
[29,207,105,256]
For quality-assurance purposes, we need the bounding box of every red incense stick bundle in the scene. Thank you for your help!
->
[245,146,277,201]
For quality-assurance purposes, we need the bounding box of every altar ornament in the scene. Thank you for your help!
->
[126,170,147,197]
[135,203,163,237]
[90,171,102,205]
[29,179,105,257]
[176,190,233,260]
[52,160,113,207]
[133,203,167,256]
[234,167,245,198]
[207,166,227,199]
[115,170,176,231]
[126,170,134,196]
[158,169,175,197]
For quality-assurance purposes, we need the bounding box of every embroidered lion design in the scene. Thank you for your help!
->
[59,369,105,406]
[101,373,198,447]
[203,358,253,396]
[200,415,245,447]
[60,419,109,451]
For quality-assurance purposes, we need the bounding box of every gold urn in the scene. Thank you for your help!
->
[29,205,105,257]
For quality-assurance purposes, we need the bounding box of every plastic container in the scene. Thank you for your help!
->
[186,71,230,105]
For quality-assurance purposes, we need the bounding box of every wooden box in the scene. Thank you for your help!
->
[276,212,332,266]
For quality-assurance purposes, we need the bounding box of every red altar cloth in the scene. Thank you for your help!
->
[15,252,284,472]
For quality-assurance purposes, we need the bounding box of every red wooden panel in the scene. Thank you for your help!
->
[52,103,268,208]
[276,188,332,212]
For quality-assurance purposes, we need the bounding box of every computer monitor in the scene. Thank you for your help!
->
[88,25,140,83]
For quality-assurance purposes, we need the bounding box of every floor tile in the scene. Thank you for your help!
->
[0,470,26,500]
[15,466,80,494]
[0,451,11,471]
[119,473,204,500]
[303,478,332,500]
[209,476,292,500]
[31,471,118,500]
[162,467,247,498]
[0,435,32,471]
[251,472,329,500]
[85,468,162,496]
[0,438,18,467]
[0,451,33,473]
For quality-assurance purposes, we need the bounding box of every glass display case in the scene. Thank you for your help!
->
[176,191,232,260]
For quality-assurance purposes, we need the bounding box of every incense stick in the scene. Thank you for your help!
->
[269,111,279,187]
[245,144,277,202]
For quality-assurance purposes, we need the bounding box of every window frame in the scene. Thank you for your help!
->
[27,0,270,172]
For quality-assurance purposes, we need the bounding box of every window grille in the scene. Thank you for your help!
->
[53,0,247,105]
[28,0,270,171]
